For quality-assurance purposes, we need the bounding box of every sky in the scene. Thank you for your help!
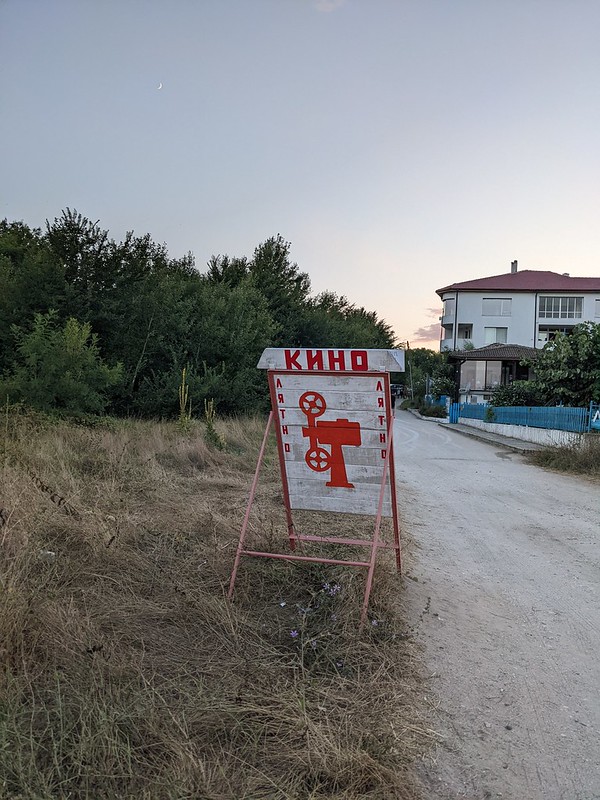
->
[2,0,600,349]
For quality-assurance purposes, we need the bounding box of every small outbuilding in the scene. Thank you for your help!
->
[446,343,539,404]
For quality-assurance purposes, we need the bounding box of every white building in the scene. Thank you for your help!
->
[437,261,600,351]
[437,262,600,404]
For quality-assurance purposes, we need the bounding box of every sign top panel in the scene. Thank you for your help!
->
[257,348,405,373]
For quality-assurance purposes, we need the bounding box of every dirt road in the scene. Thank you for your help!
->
[393,411,600,800]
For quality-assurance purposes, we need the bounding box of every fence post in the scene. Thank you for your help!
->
[449,402,460,424]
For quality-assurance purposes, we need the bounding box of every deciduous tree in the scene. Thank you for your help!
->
[1,311,122,414]
[526,323,600,406]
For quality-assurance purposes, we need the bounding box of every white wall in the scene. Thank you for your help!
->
[467,292,536,348]
[456,417,580,446]
[440,289,600,350]
[441,291,536,348]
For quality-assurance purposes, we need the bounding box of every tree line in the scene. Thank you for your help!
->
[0,210,396,417]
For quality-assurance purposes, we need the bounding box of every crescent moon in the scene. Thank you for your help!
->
[157,82,163,90]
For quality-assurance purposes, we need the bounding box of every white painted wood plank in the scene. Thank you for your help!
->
[274,392,388,412]
[273,374,388,392]
[280,440,391,465]
[258,348,405,372]
[275,409,391,429]
[283,460,392,483]
[287,479,392,516]
[278,426,391,446]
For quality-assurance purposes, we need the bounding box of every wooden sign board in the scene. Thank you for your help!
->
[228,347,405,626]
[268,371,394,516]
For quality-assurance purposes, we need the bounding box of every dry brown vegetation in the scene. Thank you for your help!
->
[528,432,600,479]
[0,409,433,799]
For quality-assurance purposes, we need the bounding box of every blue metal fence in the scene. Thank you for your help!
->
[457,403,591,433]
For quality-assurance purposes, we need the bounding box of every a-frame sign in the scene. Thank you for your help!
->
[228,347,405,625]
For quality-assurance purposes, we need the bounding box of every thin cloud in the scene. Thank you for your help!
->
[409,307,442,344]
[411,322,441,343]
[314,0,346,12]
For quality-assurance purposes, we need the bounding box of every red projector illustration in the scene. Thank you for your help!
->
[299,391,361,488]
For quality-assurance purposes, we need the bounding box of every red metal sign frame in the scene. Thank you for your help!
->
[228,369,401,626]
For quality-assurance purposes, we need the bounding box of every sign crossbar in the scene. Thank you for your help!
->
[242,552,372,568]
[289,533,397,549]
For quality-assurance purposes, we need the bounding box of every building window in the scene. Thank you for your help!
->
[482,298,511,316]
[460,361,502,391]
[484,327,508,344]
[457,324,472,339]
[485,361,502,388]
[443,297,455,318]
[595,299,600,317]
[538,296,583,319]
[460,361,486,391]
[538,325,575,343]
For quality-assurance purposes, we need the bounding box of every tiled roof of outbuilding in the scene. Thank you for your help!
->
[447,343,539,361]
[437,270,600,295]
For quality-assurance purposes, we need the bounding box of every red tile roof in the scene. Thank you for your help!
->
[437,270,600,295]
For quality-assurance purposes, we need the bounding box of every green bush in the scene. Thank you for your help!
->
[527,322,600,406]
[0,311,122,414]
[418,403,447,418]
[489,380,544,407]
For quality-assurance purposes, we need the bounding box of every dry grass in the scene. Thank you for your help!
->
[528,432,600,479]
[0,409,432,799]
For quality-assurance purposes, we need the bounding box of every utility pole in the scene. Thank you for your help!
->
[406,341,414,401]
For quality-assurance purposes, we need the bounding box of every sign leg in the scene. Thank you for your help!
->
[387,419,402,573]
[360,421,393,627]
[228,412,274,599]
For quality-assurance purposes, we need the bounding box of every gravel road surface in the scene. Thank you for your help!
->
[393,410,600,800]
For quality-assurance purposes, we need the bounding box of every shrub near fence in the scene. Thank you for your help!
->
[458,404,590,434]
